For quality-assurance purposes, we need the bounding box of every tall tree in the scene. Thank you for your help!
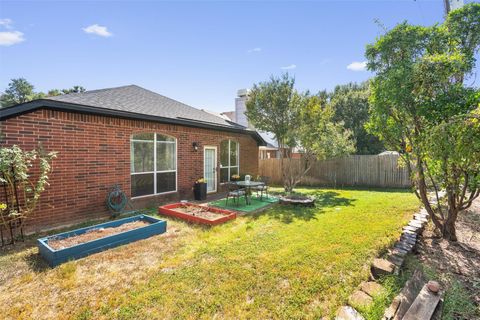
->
[47,86,86,96]
[0,78,44,107]
[1,79,86,107]
[246,73,354,192]
[61,86,86,94]
[47,89,63,97]
[329,82,384,154]
[365,3,480,240]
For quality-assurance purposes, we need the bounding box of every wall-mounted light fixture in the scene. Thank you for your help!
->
[192,142,199,151]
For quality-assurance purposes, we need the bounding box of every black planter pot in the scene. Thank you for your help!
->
[193,183,207,201]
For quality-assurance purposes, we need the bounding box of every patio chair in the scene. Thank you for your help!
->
[225,182,246,206]
[254,176,270,201]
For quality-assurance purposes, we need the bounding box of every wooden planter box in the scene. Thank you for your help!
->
[37,215,167,267]
[158,202,236,226]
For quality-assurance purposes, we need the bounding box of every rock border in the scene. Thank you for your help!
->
[335,192,444,320]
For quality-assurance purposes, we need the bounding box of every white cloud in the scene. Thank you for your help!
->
[0,31,25,46]
[82,24,112,37]
[248,47,262,53]
[0,18,13,29]
[281,64,297,70]
[347,61,367,71]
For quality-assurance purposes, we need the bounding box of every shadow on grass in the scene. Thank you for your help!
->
[24,251,50,272]
[271,185,413,193]
[251,190,355,224]
[309,190,355,208]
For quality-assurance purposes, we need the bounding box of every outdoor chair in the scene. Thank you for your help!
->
[225,182,246,206]
[254,176,270,201]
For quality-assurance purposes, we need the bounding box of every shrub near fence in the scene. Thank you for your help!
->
[259,154,411,188]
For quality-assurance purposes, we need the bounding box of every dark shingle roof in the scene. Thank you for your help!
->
[0,85,266,145]
[46,85,241,128]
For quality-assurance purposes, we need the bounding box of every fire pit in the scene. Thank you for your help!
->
[279,195,315,206]
[158,202,236,225]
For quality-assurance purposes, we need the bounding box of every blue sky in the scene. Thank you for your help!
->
[0,0,477,112]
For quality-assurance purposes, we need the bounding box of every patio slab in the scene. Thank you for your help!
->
[209,195,278,213]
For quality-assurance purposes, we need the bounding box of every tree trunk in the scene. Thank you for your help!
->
[415,158,444,231]
[442,207,458,241]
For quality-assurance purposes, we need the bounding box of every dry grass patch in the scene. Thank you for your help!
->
[0,220,196,319]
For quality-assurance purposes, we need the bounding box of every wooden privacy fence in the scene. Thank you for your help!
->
[259,154,411,188]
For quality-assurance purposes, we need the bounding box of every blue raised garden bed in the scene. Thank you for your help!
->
[38,214,167,267]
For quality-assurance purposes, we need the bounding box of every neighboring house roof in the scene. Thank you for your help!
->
[202,109,233,122]
[221,111,236,123]
[258,131,304,153]
[0,85,266,145]
[258,132,278,149]
[378,151,399,156]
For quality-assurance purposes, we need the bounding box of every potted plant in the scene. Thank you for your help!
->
[193,178,207,200]
[231,174,240,182]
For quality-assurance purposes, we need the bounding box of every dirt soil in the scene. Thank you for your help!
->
[48,220,150,250]
[174,205,227,221]
[418,198,480,308]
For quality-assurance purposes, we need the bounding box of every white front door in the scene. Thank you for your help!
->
[204,146,217,193]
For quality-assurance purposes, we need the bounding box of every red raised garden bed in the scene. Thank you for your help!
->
[158,202,236,226]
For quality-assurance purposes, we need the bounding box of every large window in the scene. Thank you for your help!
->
[220,139,239,182]
[131,133,176,197]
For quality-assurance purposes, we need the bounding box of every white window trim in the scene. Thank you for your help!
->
[130,133,178,199]
[220,139,240,183]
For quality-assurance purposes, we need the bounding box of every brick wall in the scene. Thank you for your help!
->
[0,109,259,231]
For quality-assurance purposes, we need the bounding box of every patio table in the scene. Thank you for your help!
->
[235,181,265,205]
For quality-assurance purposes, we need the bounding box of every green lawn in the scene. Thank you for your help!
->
[0,188,419,320]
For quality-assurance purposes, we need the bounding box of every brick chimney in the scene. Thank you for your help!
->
[235,89,251,128]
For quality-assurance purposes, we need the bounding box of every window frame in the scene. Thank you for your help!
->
[220,139,240,183]
[130,133,178,199]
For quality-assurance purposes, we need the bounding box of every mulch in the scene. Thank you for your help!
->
[48,220,150,250]
[173,205,227,221]
[417,199,480,307]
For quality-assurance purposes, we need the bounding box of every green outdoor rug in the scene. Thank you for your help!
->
[209,195,278,212]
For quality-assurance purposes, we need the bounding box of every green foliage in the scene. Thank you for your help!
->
[424,108,480,190]
[246,73,354,192]
[245,73,299,149]
[0,78,44,107]
[298,94,355,161]
[47,86,86,97]
[0,145,57,228]
[403,257,478,320]
[357,274,407,320]
[330,82,384,154]
[365,3,480,240]
[47,89,63,97]
[0,78,86,108]
[442,279,478,319]
[62,85,86,94]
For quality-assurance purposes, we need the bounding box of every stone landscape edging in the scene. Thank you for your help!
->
[335,193,445,320]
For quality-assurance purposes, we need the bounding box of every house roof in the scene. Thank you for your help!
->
[202,109,233,122]
[0,85,266,145]
[258,132,278,149]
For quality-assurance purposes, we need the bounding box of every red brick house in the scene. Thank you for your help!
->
[0,85,265,231]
